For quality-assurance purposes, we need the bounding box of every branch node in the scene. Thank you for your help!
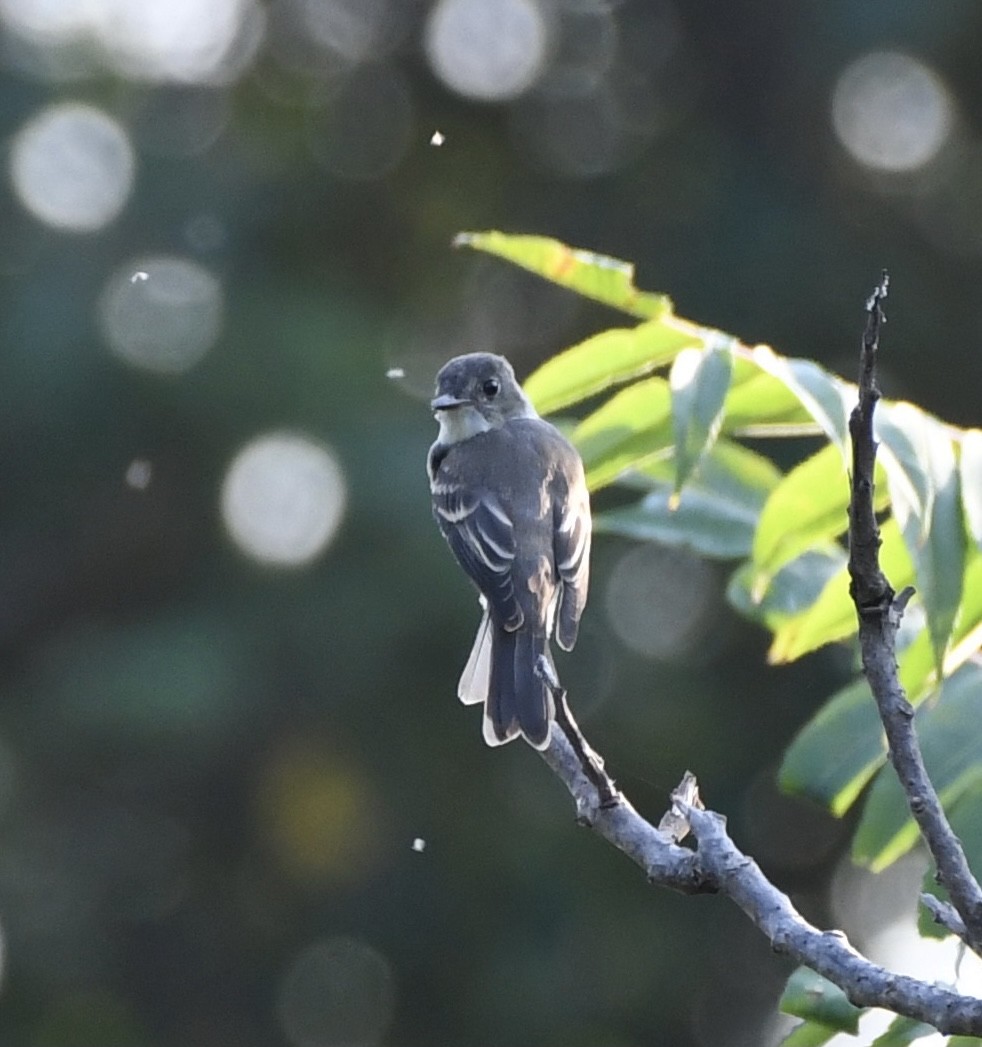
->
[921,893,970,943]
[893,586,916,616]
[658,770,704,843]
[574,808,594,829]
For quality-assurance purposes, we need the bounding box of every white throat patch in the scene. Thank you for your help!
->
[435,404,492,445]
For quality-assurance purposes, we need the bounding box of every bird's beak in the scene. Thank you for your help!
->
[431,393,469,411]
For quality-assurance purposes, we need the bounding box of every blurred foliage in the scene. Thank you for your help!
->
[1,3,982,1047]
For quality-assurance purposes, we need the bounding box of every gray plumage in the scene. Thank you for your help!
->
[427,352,591,749]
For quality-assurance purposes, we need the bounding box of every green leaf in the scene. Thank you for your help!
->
[779,1019,841,1047]
[728,548,846,629]
[898,547,982,704]
[751,345,852,452]
[454,231,670,319]
[876,402,965,673]
[853,662,982,871]
[961,429,982,552]
[596,490,748,559]
[949,1038,982,1046]
[870,1014,938,1045]
[753,444,890,580]
[572,377,673,490]
[779,967,862,1034]
[777,558,982,821]
[631,436,782,495]
[524,320,703,415]
[779,678,886,816]
[596,440,779,559]
[669,342,734,492]
[769,517,915,664]
[723,369,822,438]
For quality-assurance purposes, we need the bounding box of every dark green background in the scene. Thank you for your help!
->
[0,2,979,1044]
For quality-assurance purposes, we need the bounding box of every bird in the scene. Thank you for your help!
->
[427,352,591,749]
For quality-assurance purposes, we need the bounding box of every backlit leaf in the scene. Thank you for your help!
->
[524,320,702,415]
[752,345,852,453]
[454,231,670,318]
[723,367,822,438]
[572,377,674,489]
[769,517,915,663]
[753,444,889,580]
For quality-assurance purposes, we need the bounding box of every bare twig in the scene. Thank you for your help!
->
[538,728,711,895]
[537,736,982,1035]
[538,655,619,807]
[921,893,971,947]
[847,272,982,953]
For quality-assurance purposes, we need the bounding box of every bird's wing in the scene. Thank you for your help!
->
[553,484,591,651]
[432,479,524,630]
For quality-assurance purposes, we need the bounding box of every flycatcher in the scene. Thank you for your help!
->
[427,352,591,749]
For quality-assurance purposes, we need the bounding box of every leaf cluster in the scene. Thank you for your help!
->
[459,229,982,908]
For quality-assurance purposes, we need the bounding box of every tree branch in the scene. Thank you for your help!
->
[521,273,982,1035]
[537,733,982,1035]
[468,272,982,1036]
[921,892,971,948]
[539,725,710,895]
[847,272,982,954]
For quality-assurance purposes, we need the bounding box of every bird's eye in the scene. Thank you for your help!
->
[482,378,500,398]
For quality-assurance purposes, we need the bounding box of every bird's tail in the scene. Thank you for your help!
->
[484,626,555,750]
[457,606,492,707]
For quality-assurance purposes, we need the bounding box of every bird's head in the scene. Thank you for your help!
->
[431,353,536,443]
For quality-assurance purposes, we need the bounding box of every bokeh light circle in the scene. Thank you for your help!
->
[535,2,617,98]
[277,937,395,1047]
[9,103,134,232]
[605,544,721,663]
[511,85,626,178]
[424,0,549,102]
[296,0,391,63]
[94,0,262,84]
[0,0,263,83]
[306,65,413,180]
[221,432,347,567]
[256,740,381,886]
[831,51,953,172]
[99,256,224,374]
[0,0,89,41]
